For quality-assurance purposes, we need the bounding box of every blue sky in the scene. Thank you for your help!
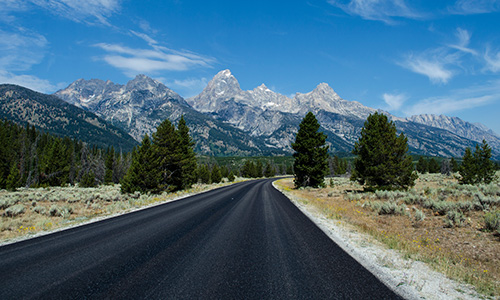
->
[1,0,500,134]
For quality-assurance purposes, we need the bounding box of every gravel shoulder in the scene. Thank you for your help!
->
[273,180,485,300]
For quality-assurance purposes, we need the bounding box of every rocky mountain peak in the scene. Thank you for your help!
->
[255,84,273,93]
[208,69,241,92]
[310,83,340,99]
[126,74,164,92]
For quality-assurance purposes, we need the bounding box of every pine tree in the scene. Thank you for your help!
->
[416,157,428,173]
[152,119,181,192]
[459,147,476,184]
[211,164,222,183]
[450,157,459,173]
[227,171,235,182]
[292,112,329,188]
[351,112,417,191]
[476,140,496,184]
[264,162,275,178]
[177,116,197,189]
[197,164,211,184]
[6,162,21,191]
[460,140,496,184]
[428,158,440,173]
[121,135,159,193]
[255,160,263,178]
[104,146,114,184]
[241,160,256,178]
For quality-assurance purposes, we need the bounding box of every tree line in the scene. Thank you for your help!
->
[0,119,130,190]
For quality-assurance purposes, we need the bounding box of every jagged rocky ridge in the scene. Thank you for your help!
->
[54,70,499,158]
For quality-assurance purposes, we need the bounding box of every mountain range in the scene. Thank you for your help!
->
[4,69,499,158]
[0,84,138,151]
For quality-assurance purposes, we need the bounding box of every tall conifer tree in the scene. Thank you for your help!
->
[351,112,417,191]
[177,116,197,189]
[292,112,329,188]
[121,135,159,193]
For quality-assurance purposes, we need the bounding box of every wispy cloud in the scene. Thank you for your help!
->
[449,0,500,15]
[404,80,500,116]
[448,28,478,55]
[484,48,500,73]
[94,32,216,76]
[0,29,48,71]
[382,93,407,111]
[29,0,120,26]
[0,70,64,93]
[398,28,483,84]
[399,51,456,84]
[327,0,423,24]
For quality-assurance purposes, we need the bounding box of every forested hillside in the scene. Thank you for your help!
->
[0,120,131,190]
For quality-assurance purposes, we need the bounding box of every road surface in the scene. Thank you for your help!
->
[0,179,402,299]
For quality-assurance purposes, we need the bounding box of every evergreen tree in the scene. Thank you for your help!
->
[79,170,96,188]
[241,160,256,178]
[197,164,211,184]
[104,146,114,184]
[416,157,428,173]
[428,158,440,173]
[292,112,329,188]
[460,140,496,184]
[255,160,263,178]
[121,135,160,193]
[177,116,197,189]
[264,162,275,178]
[351,112,417,191]
[152,119,181,192]
[476,140,496,184]
[459,147,476,184]
[450,157,459,173]
[6,162,21,191]
[211,164,222,183]
[227,171,235,182]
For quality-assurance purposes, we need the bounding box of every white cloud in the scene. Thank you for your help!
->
[29,0,120,25]
[0,29,48,71]
[327,0,423,24]
[399,52,454,84]
[398,28,483,84]
[382,93,407,111]
[404,80,500,116]
[484,48,500,73]
[449,0,500,15]
[448,28,478,55]
[0,70,63,93]
[94,42,216,76]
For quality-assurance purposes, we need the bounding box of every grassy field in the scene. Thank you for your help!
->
[275,173,500,297]
[0,179,247,244]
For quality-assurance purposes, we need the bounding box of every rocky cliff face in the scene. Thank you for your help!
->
[408,114,500,151]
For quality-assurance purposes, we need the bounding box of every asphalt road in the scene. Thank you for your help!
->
[0,179,403,299]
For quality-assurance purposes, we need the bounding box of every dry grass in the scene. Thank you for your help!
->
[275,173,500,298]
[0,178,246,245]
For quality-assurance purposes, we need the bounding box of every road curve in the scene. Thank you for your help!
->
[0,179,402,299]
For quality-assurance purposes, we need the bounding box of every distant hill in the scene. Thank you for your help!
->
[0,84,138,151]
